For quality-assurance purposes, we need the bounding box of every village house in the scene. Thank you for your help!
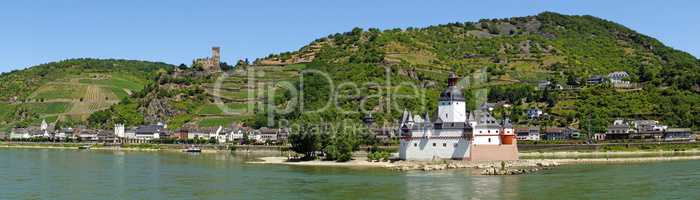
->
[10,128,31,140]
[55,127,77,140]
[171,129,190,140]
[277,128,290,143]
[78,129,100,141]
[97,130,117,142]
[607,71,629,83]
[114,123,166,143]
[527,108,543,119]
[135,125,164,140]
[542,127,579,140]
[134,123,168,140]
[543,127,568,140]
[604,119,691,141]
[537,80,563,91]
[630,120,666,139]
[187,127,217,140]
[608,71,631,88]
[587,75,605,85]
[606,119,635,140]
[240,127,291,144]
[663,128,692,141]
[257,127,278,143]
[515,126,540,141]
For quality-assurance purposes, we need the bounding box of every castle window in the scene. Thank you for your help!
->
[496,130,499,133]
[443,143,446,147]
[488,138,492,143]
[488,130,491,133]
[432,143,436,147]
[414,143,417,147]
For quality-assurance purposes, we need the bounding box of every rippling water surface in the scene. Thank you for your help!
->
[1,148,699,199]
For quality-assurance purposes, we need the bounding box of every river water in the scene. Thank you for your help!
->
[1,148,699,200]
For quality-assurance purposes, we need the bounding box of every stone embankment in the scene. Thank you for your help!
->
[389,159,560,175]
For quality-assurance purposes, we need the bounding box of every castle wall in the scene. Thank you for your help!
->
[473,126,502,145]
[469,144,519,161]
[399,138,470,160]
[473,135,501,145]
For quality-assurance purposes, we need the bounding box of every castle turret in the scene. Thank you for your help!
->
[438,73,467,123]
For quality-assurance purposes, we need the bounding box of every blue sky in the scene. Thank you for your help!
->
[1,0,698,72]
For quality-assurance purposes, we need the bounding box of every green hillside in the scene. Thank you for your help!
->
[71,12,700,134]
[0,59,173,131]
[259,12,700,132]
[85,63,304,130]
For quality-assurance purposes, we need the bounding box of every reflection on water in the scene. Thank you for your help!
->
[1,148,700,200]
[404,170,520,200]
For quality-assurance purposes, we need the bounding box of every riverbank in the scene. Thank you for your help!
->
[249,150,700,174]
[6,141,700,172]
[0,143,222,153]
[521,149,700,158]
[250,156,559,175]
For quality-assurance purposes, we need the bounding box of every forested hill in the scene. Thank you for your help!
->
[260,12,700,132]
[0,59,173,131]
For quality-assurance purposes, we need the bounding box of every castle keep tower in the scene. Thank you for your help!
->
[195,46,222,71]
[211,46,221,65]
[438,73,467,123]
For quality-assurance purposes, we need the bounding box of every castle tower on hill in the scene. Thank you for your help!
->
[211,47,221,64]
[195,46,221,71]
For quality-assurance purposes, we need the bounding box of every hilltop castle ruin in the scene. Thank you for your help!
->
[194,47,221,71]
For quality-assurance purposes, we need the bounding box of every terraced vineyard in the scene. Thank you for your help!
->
[192,64,304,127]
[0,59,171,131]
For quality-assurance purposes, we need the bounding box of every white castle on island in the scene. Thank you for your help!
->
[398,73,518,161]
